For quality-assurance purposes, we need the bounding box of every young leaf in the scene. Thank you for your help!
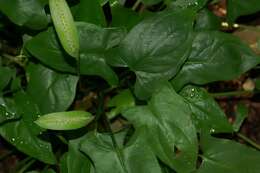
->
[49,0,79,58]
[107,89,135,119]
[123,83,198,173]
[197,135,260,173]
[35,111,94,130]
[180,86,233,134]
[233,103,248,132]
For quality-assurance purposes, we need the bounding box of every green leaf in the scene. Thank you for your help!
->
[35,111,94,130]
[74,0,106,26]
[14,91,42,135]
[111,3,144,30]
[0,104,20,124]
[171,0,208,11]
[180,86,233,134]
[26,22,125,86]
[0,66,15,91]
[49,0,80,58]
[195,8,221,31]
[172,31,260,90]
[123,83,198,173]
[0,0,48,30]
[0,95,56,164]
[107,89,135,119]
[60,134,92,173]
[233,103,248,132]
[227,0,260,23]
[197,135,260,173]
[80,130,163,173]
[141,0,161,5]
[108,9,195,99]
[26,64,78,114]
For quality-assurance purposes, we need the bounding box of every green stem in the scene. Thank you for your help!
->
[210,90,255,98]
[17,158,36,173]
[237,133,260,150]
[132,0,141,11]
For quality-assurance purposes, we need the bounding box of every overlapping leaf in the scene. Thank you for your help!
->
[197,135,260,173]
[80,130,163,173]
[123,83,198,173]
[26,23,126,86]
[0,0,48,29]
[180,86,233,134]
[172,31,260,90]
[107,9,195,99]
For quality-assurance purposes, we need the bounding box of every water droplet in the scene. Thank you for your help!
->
[210,128,215,133]
[19,141,24,144]
[11,138,16,142]
[194,2,198,5]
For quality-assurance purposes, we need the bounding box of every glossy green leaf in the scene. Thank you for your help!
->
[123,83,198,173]
[227,0,260,22]
[195,8,221,30]
[108,9,195,99]
[111,3,144,30]
[172,31,260,90]
[35,111,94,130]
[197,135,260,173]
[172,0,208,11]
[60,134,92,173]
[0,104,20,124]
[180,86,233,134]
[26,64,78,114]
[0,95,56,164]
[74,0,106,26]
[80,130,163,173]
[0,0,48,29]
[49,0,79,58]
[107,89,135,119]
[233,103,248,132]
[0,66,15,91]
[26,23,125,86]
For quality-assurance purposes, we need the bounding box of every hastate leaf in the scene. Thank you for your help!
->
[172,31,260,90]
[26,22,125,86]
[180,86,233,134]
[107,9,195,99]
[197,135,260,173]
[0,95,56,164]
[123,83,198,173]
[80,130,163,173]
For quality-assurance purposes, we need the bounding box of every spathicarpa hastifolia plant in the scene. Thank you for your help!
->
[0,0,260,173]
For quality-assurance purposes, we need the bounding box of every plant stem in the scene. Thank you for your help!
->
[210,90,254,97]
[237,133,260,150]
[132,0,141,11]
[16,158,36,173]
